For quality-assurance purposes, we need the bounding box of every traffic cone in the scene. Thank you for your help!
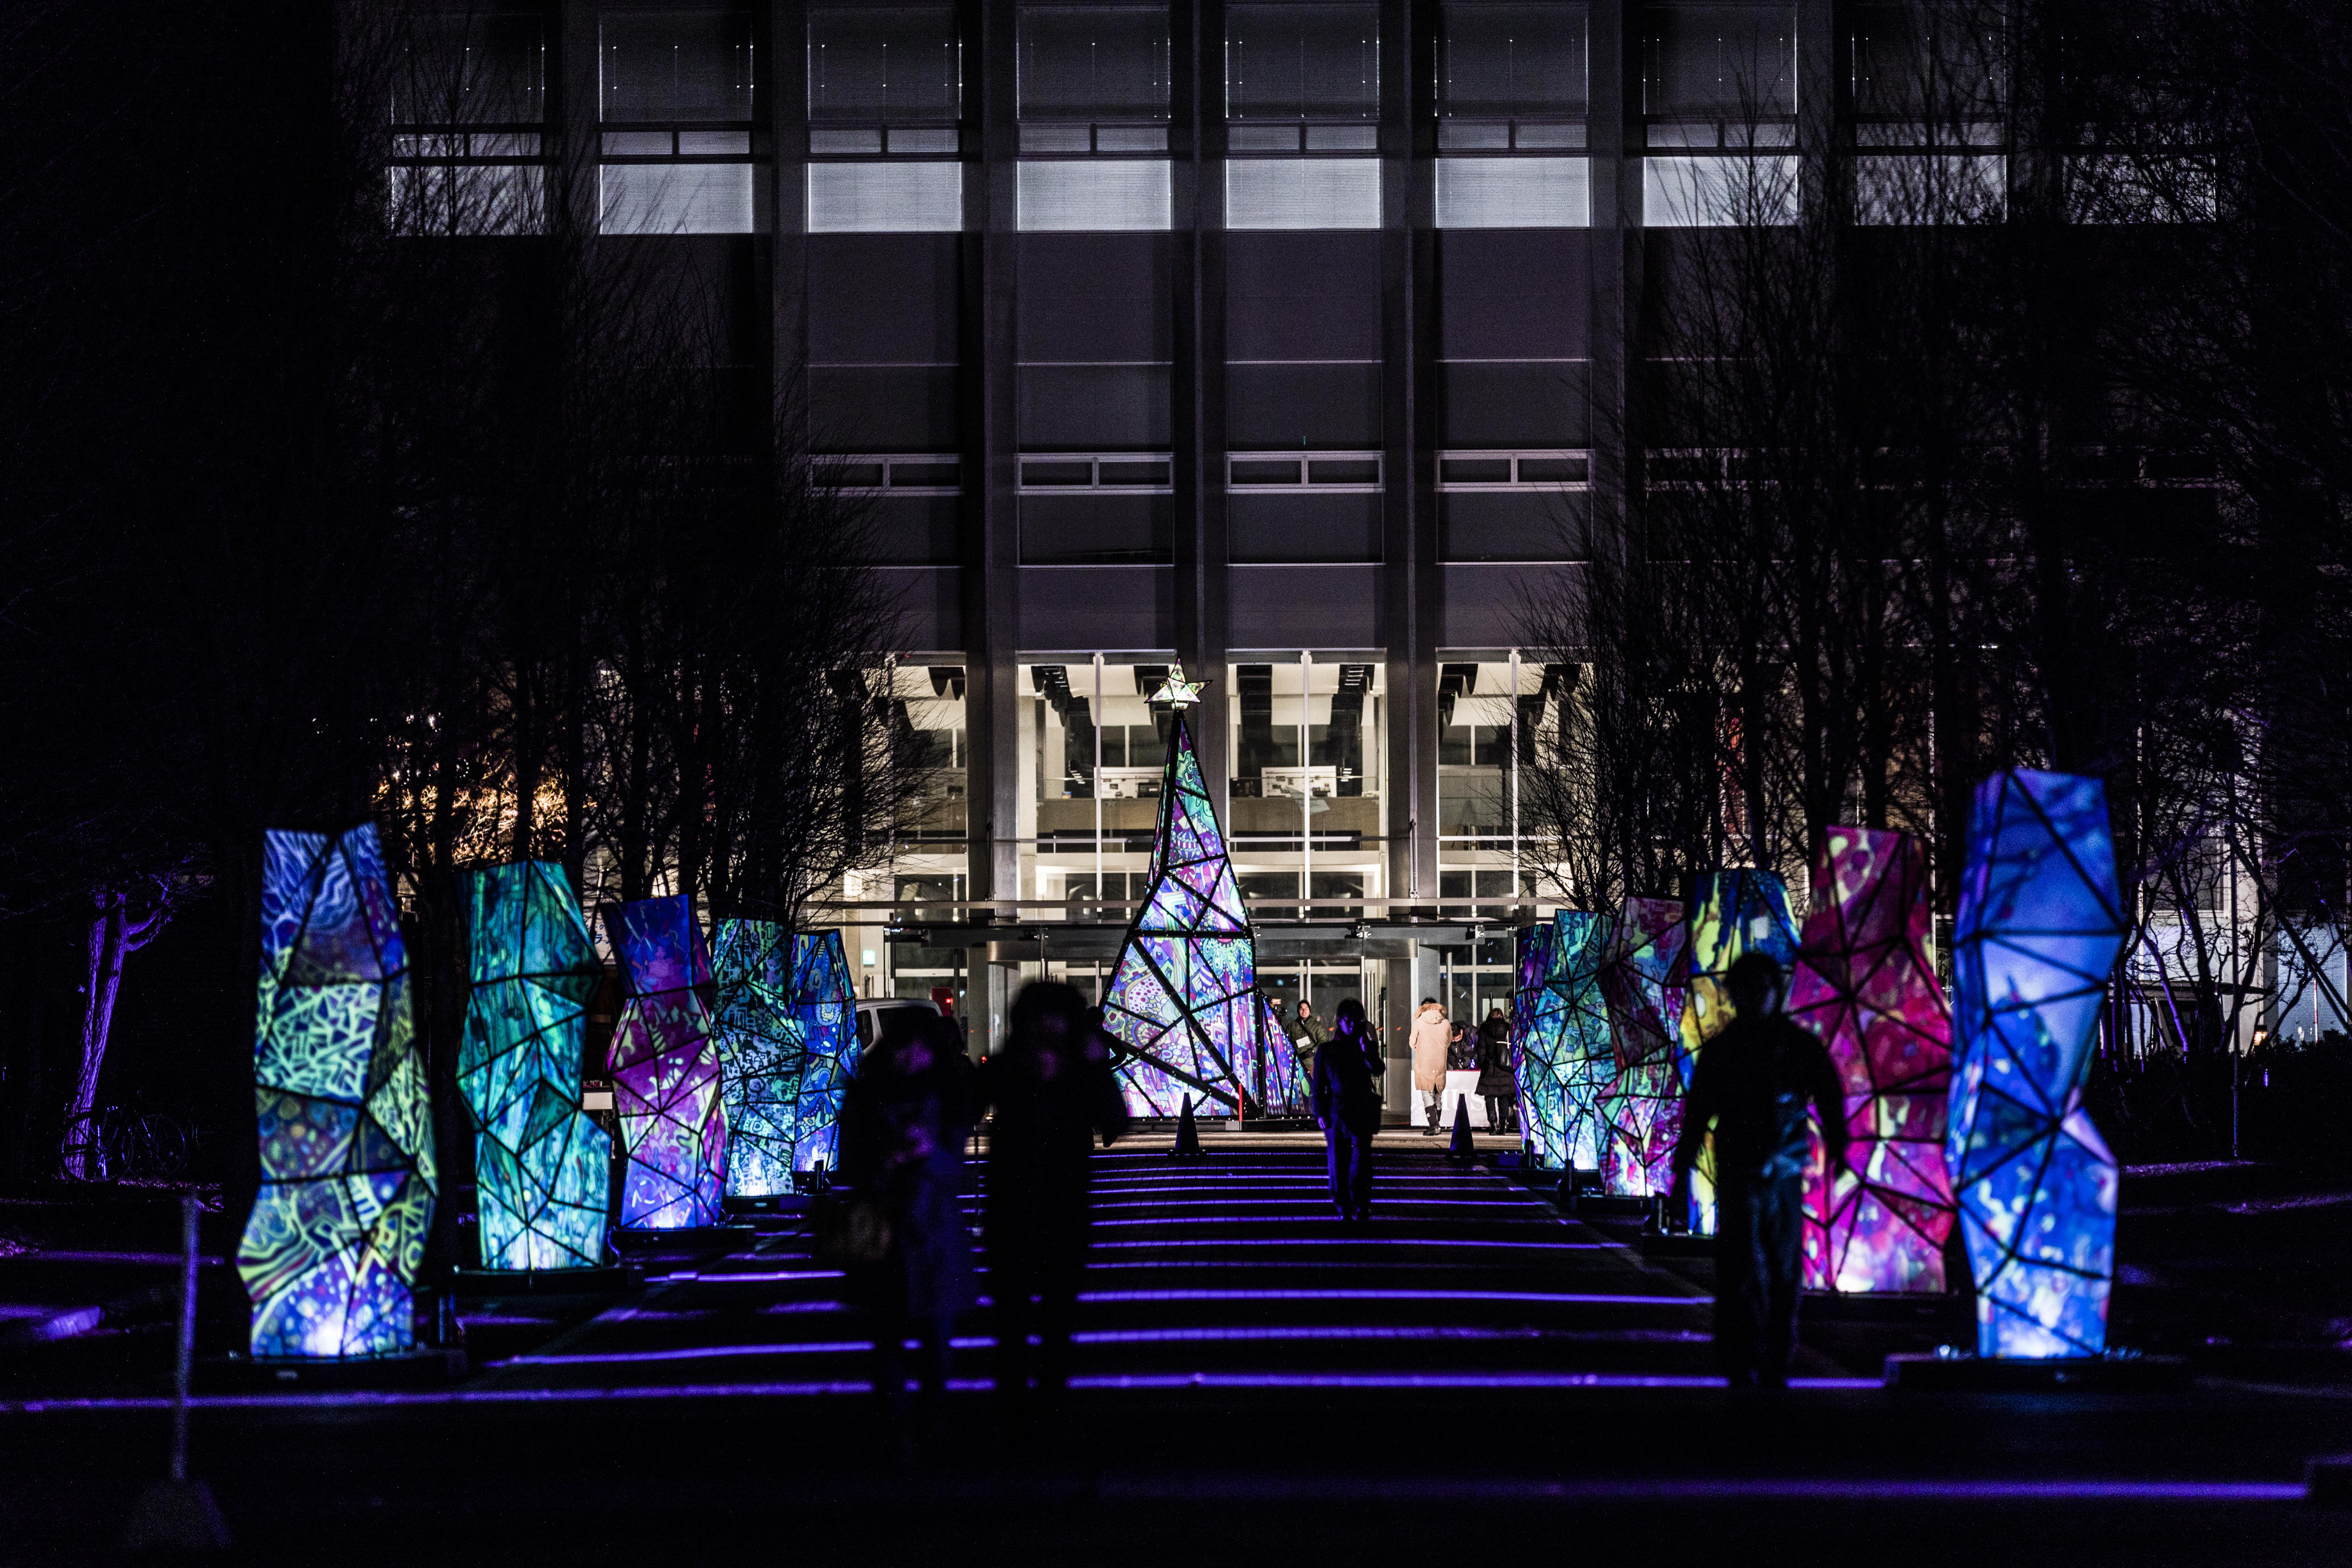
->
[1447,1094,1475,1163]
[1172,1095,1203,1157]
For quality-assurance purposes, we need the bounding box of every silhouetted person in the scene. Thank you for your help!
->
[1313,999,1383,1221]
[838,1013,976,1456]
[1671,952,1848,1389]
[1475,1006,1515,1134]
[983,981,1130,1425]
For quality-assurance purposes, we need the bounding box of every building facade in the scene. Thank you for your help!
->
[397,0,1934,1055]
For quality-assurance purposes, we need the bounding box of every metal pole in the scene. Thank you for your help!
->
[1094,653,1105,905]
[1509,647,1521,914]
[1301,650,1313,919]
[171,1193,199,1482]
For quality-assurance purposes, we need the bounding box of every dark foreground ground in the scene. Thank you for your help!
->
[3,1138,2351,1566]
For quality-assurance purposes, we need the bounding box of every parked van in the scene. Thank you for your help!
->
[853,995,948,1057]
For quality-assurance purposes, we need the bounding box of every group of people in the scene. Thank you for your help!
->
[836,951,1844,1437]
[1408,997,1519,1135]
[833,981,1129,1458]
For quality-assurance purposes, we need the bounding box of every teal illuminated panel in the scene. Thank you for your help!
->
[460,861,610,1270]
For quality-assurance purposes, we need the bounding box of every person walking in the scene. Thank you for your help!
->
[1670,952,1849,1389]
[982,981,1131,1429]
[1312,998,1383,1221]
[1475,1006,1515,1135]
[836,1012,976,1458]
[1410,998,1451,1134]
[1292,997,1331,1084]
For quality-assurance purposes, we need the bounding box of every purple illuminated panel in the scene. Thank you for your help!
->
[1789,827,1955,1293]
[1595,897,1686,1197]
[604,897,728,1229]
[1949,770,2126,1357]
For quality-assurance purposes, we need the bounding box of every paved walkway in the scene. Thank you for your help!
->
[467,1145,1773,1397]
[7,1144,2352,1565]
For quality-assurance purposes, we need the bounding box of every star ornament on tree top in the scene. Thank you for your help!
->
[1149,666,1207,708]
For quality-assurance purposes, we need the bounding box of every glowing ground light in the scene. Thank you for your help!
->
[238,825,436,1360]
[1949,769,2127,1358]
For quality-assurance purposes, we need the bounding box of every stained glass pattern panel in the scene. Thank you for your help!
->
[238,824,436,1359]
[710,919,800,1198]
[1595,897,1687,1196]
[604,897,728,1229]
[1677,870,1800,1231]
[1949,769,2127,1357]
[461,861,610,1270]
[1789,828,1955,1293]
[1513,912,1612,1170]
[1102,713,1288,1117]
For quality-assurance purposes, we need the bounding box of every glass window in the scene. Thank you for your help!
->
[809,6,961,122]
[602,9,756,123]
[1437,659,1541,918]
[392,11,546,126]
[807,162,964,231]
[1225,3,1380,120]
[1845,2,2004,127]
[1641,5,1797,120]
[1020,5,1173,121]
[387,13,546,234]
[1439,3,1588,119]
[1225,158,1381,227]
[600,164,754,232]
[1225,657,1385,922]
[1435,157,1589,226]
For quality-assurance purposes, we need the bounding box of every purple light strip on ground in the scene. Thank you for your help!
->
[0,1250,233,1266]
[1090,1215,1559,1229]
[1075,1288,1706,1306]
[649,1269,845,1284]
[1088,1237,1610,1251]
[496,1323,1715,1367]
[1091,1473,2307,1504]
[1090,1198,1542,1211]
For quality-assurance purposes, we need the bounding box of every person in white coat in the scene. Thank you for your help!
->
[1409,998,1451,1135]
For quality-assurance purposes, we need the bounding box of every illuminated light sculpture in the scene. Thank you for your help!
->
[1677,870,1800,1232]
[1513,912,1612,1171]
[709,919,799,1197]
[1949,769,2127,1357]
[1788,828,1955,1293]
[1594,897,1687,1196]
[783,929,858,1176]
[1101,668,1285,1116]
[604,897,728,1229]
[1253,991,1310,1115]
[460,862,610,1270]
[237,825,436,1359]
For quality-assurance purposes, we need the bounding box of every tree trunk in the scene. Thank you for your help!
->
[64,890,167,1181]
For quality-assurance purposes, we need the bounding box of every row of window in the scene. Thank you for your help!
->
[835,451,1588,493]
[389,4,2006,125]
[401,151,2038,234]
